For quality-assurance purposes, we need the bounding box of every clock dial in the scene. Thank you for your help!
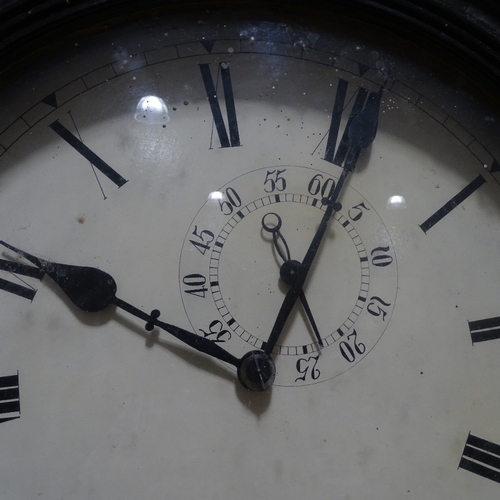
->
[179,165,397,386]
[1,2,500,498]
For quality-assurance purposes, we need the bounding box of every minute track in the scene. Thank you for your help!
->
[206,191,370,355]
[181,163,396,386]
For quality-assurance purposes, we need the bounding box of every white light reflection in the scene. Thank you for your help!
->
[208,191,224,201]
[386,195,407,210]
[134,96,170,125]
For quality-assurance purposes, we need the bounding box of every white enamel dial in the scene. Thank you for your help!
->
[180,165,397,386]
[1,5,500,499]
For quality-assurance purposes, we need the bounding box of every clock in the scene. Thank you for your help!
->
[1,0,500,498]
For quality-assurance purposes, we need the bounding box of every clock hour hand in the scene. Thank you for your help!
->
[263,86,383,355]
[0,240,276,391]
[261,212,324,348]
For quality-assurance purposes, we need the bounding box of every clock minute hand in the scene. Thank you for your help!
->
[263,87,383,355]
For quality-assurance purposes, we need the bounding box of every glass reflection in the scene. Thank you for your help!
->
[386,195,407,209]
[208,191,224,200]
[134,96,169,124]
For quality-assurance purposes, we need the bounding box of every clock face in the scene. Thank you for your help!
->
[179,165,398,386]
[1,2,500,498]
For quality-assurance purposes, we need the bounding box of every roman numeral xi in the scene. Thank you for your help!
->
[49,119,128,196]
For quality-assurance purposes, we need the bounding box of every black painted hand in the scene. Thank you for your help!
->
[263,86,383,355]
[0,240,275,391]
[261,212,324,348]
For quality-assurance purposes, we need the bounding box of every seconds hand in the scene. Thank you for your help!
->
[261,212,324,348]
[263,85,383,355]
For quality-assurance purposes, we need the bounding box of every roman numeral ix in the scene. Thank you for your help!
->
[0,373,20,424]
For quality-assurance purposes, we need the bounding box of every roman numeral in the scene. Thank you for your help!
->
[322,78,383,166]
[0,373,20,424]
[0,258,45,301]
[459,433,500,484]
[469,316,500,344]
[199,62,240,148]
[419,174,486,233]
[49,120,128,190]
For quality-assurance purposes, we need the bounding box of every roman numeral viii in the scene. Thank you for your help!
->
[199,62,240,149]
[459,434,500,484]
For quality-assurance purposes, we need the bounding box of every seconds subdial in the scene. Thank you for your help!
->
[180,166,398,387]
